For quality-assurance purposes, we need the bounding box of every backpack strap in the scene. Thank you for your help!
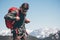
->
[16,9,20,17]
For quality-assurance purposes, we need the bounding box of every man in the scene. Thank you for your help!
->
[4,3,30,40]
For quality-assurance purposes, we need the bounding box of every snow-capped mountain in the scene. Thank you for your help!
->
[0,27,60,39]
[0,29,33,36]
[26,29,33,34]
[30,27,60,39]
[0,29,12,36]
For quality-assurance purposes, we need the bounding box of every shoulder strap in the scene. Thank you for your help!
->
[16,10,20,16]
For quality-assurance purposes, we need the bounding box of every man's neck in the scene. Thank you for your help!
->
[20,8,26,15]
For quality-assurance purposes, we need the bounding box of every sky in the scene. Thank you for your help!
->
[0,0,60,30]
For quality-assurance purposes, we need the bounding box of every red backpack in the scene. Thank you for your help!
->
[5,7,19,29]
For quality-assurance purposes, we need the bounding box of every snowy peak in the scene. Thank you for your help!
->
[0,29,12,36]
[0,29,33,36]
[30,27,60,38]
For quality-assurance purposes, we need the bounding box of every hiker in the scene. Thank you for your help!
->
[4,3,30,40]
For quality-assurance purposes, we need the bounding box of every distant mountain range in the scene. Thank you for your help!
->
[0,27,60,40]
[30,27,60,38]
[30,27,60,40]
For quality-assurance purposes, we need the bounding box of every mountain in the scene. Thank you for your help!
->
[30,27,59,38]
[0,29,12,36]
[0,29,33,36]
[0,29,39,40]
[0,28,60,40]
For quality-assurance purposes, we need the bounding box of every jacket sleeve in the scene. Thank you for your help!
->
[4,11,17,20]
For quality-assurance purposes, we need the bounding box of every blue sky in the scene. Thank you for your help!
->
[0,0,60,30]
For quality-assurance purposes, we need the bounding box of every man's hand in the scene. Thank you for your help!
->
[25,18,30,24]
[15,16,20,21]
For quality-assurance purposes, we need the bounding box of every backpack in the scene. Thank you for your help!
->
[4,7,19,29]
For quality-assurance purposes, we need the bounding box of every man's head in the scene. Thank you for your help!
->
[20,3,29,14]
